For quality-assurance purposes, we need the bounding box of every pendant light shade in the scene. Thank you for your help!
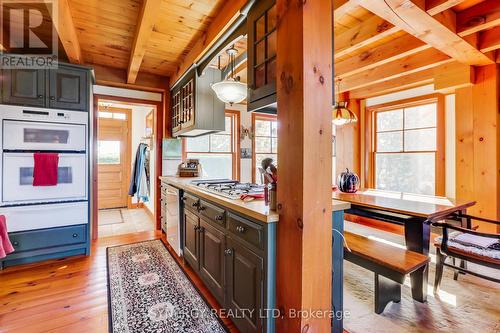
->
[332,101,358,126]
[211,46,247,105]
[211,78,247,104]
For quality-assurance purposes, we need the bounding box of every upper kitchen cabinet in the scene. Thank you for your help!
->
[247,0,277,114]
[1,63,90,111]
[48,66,89,111]
[2,69,46,107]
[170,67,225,137]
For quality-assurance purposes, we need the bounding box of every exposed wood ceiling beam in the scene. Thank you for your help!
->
[334,0,359,19]
[426,0,468,16]
[93,64,168,93]
[127,0,163,84]
[335,0,466,60]
[359,0,494,65]
[170,0,248,87]
[457,0,500,36]
[349,68,434,99]
[48,0,82,64]
[479,26,500,53]
[335,34,429,78]
[340,48,453,92]
[335,16,398,59]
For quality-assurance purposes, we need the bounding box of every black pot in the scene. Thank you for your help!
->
[337,168,359,193]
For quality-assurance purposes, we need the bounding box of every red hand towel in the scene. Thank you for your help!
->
[33,153,59,186]
[0,215,14,258]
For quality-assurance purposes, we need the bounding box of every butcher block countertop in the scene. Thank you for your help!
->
[160,176,351,223]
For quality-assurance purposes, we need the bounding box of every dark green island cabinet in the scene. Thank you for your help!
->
[166,186,277,333]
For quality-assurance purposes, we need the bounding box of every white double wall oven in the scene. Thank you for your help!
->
[0,105,89,232]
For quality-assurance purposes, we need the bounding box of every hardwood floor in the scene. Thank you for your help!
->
[0,231,239,333]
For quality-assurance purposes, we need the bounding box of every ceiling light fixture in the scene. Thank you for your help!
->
[332,79,358,126]
[211,45,246,105]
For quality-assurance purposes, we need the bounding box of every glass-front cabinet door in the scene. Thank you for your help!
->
[247,0,276,112]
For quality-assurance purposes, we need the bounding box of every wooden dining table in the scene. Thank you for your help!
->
[333,188,475,303]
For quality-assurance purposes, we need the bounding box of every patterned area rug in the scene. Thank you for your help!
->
[344,222,500,333]
[107,240,227,333]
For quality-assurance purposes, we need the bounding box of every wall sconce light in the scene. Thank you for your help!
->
[240,125,253,141]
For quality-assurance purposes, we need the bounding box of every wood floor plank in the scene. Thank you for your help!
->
[0,230,240,333]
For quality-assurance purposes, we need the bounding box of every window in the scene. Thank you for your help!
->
[252,114,277,184]
[371,97,444,196]
[98,140,121,164]
[99,111,127,120]
[185,112,239,179]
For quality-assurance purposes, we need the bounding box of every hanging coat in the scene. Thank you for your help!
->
[129,143,150,202]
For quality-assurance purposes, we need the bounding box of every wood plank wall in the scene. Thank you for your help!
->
[456,64,500,232]
[335,93,361,179]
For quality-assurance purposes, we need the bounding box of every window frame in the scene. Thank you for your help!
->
[182,110,240,180]
[365,94,445,196]
[252,113,277,183]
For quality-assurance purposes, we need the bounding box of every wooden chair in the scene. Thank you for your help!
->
[432,213,500,293]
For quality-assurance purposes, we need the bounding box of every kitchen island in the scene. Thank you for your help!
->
[160,176,350,333]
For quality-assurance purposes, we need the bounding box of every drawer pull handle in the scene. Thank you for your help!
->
[194,226,200,231]
[198,206,206,211]
[50,96,55,100]
[72,233,78,238]
[224,248,233,256]
[37,94,43,98]
[13,241,19,246]
[181,197,187,202]
[191,202,199,207]
[236,226,245,233]
[215,215,223,221]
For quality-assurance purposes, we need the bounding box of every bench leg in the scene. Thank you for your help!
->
[374,274,401,314]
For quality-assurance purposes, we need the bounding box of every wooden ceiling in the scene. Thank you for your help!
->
[0,0,231,86]
[68,0,226,81]
[334,0,500,99]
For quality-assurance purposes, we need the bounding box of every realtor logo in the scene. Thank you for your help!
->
[0,0,58,68]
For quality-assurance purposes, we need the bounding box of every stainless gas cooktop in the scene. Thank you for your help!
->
[191,179,264,200]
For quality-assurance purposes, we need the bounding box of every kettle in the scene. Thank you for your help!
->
[337,168,359,193]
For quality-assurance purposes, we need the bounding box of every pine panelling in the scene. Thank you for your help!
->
[335,96,361,176]
[69,0,139,70]
[479,26,500,52]
[169,0,247,86]
[335,34,429,78]
[455,65,499,232]
[276,0,333,331]
[434,61,476,92]
[349,69,434,99]
[456,0,500,36]
[340,48,453,92]
[334,15,399,59]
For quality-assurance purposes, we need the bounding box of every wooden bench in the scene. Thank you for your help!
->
[344,231,430,314]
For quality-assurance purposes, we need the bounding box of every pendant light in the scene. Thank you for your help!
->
[211,46,247,105]
[332,79,358,126]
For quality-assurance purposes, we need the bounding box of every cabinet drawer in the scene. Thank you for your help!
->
[183,193,200,212]
[199,200,226,227]
[9,225,87,253]
[227,213,264,250]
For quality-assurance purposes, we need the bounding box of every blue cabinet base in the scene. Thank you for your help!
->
[0,224,90,270]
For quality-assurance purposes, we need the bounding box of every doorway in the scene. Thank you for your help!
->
[93,96,163,239]
[97,106,131,209]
